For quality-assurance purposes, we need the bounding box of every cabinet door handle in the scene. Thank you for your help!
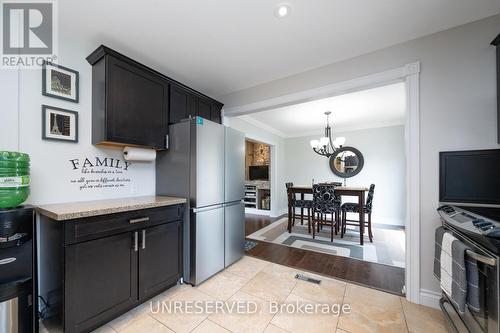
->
[0,258,16,265]
[134,231,138,252]
[142,229,146,250]
[130,217,149,224]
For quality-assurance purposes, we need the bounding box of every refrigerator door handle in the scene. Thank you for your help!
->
[223,200,244,207]
[192,204,224,214]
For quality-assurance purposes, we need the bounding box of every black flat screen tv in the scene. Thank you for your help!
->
[249,165,269,181]
[439,149,500,205]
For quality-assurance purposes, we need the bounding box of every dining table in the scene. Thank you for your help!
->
[287,185,370,245]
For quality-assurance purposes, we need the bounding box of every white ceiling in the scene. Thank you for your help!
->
[61,1,500,97]
[239,83,406,137]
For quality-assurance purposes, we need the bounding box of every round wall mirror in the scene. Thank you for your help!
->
[329,146,364,178]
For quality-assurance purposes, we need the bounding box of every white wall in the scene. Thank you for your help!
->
[0,69,19,152]
[285,125,406,226]
[226,117,288,217]
[0,40,155,205]
[221,15,500,298]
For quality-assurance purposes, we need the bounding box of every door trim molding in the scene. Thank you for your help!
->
[223,62,422,304]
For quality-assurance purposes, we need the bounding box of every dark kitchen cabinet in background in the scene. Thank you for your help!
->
[197,97,212,120]
[169,84,191,124]
[139,221,182,299]
[87,46,169,150]
[211,102,223,124]
[169,83,223,124]
[39,204,184,333]
[88,45,224,148]
[65,232,138,333]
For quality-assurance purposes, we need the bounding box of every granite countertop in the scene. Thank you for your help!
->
[36,195,186,221]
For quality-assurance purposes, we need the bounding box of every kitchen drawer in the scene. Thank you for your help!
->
[64,205,183,245]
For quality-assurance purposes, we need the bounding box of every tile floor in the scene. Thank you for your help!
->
[41,256,449,333]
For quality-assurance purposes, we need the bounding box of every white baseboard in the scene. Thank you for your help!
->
[271,209,288,218]
[245,208,271,216]
[419,289,441,309]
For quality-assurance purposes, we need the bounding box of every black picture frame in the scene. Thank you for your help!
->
[42,62,79,103]
[329,146,364,178]
[42,105,79,143]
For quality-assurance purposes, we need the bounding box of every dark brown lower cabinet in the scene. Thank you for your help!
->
[65,233,138,333]
[138,221,182,299]
[39,205,184,333]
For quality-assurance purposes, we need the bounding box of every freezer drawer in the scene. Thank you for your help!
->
[224,201,245,267]
[191,205,224,285]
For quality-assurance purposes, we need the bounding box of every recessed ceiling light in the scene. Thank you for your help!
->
[275,3,291,18]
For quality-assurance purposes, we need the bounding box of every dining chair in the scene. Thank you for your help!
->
[311,183,341,241]
[341,184,375,243]
[286,182,313,232]
[320,182,343,187]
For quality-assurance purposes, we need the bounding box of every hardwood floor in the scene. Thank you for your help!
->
[245,213,284,236]
[245,214,405,296]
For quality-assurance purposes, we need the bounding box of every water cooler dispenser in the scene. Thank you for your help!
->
[0,206,36,333]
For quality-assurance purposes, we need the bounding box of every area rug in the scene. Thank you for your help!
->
[246,217,405,268]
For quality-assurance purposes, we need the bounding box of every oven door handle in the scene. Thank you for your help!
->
[466,249,497,267]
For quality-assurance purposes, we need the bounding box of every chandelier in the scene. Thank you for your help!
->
[309,111,345,158]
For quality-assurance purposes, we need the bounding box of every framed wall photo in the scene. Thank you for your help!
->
[42,62,79,102]
[42,105,79,143]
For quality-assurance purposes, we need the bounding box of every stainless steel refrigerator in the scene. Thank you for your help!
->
[156,117,245,285]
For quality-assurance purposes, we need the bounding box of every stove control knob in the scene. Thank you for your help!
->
[485,227,500,239]
[472,219,485,226]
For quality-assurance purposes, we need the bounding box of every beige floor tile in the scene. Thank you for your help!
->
[292,272,346,305]
[262,263,302,282]
[191,319,232,333]
[108,284,189,331]
[108,302,150,331]
[39,319,63,333]
[241,270,296,303]
[271,293,339,333]
[119,314,174,333]
[401,299,449,333]
[150,284,191,303]
[225,255,270,279]
[196,270,250,300]
[150,286,219,333]
[209,291,275,333]
[263,324,290,333]
[91,324,117,333]
[241,264,301,303]
[337,284,408,333]
[39,323,52,333]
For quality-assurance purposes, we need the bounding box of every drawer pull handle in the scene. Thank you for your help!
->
[134,232,138,252]
[130,217,149,224]
[142,230,146,250]
[0,258,16,265]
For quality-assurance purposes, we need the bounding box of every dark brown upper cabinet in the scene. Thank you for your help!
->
[169,83,223,125]
[197,97,212,120]
[211,101,223,124]
[492,33,500,143]
[87,46,224,149]
[87,46,170,150]
[169,84,191,124]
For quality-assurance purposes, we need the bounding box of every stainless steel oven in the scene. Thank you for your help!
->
[440,222,499,333]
